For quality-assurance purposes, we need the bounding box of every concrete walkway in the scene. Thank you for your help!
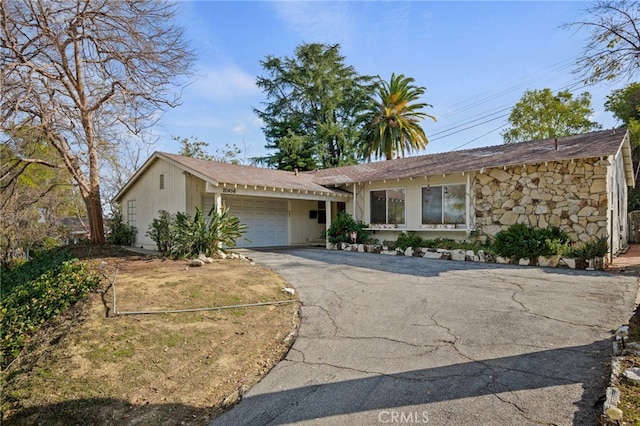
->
[608,244,640,275]
[212,248,638,426]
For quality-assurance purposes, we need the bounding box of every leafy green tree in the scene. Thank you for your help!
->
[175,136,245,165]
[1,128,85,263]
[358,73,436,160]
[501,88,602,143]
[566,1,640,84]
[1,0,195,243]
[254,43,376,171]
[605,82,640,204]
[175,136,214,160]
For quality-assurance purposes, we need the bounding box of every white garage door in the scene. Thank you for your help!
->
[225,197,288,248]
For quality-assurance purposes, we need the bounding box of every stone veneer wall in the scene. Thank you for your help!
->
[474,158,609,243]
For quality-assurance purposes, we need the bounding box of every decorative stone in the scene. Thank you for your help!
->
[189,259,205,267]
[499,211,518,226]
[559,258,576,269]
[534,204,548,214]
[623,367,640,385]
[590,178,606,193]
[423,251,442,259]
[538,256,560,267]
[476,174,494,185]
[404,247,413,257]
[578,206,598,217]
[488,168,511,182]
[451,249,466,261]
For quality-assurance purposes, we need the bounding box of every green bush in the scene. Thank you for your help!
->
[107,206,137,246]
[170,206,247,259]
[392,235,494,254]
[326,211,370,244]
[568,236,609,260]
[1,249,100,368]
[395,232,426,251]
[146,210,175,253]
[492,223,570,261]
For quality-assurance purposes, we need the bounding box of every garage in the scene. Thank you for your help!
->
[224,196,288,248]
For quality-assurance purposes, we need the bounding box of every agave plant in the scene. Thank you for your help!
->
[170,206,247,259]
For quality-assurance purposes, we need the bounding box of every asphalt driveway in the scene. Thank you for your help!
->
[212,248,638,425]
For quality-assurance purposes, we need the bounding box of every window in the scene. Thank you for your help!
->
[317,200,326,224]
[370,189,405,225]
[127,199,136,227]
[159,174,165,190]
[422,184,466,224]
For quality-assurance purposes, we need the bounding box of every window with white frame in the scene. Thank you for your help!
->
[370,189,405,225]
[422,184,466,224]
[127,199,136,227]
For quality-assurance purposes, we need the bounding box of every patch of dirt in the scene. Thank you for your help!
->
[1,246,300,425]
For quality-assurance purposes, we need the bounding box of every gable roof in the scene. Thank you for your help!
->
[114,151,351,202]
[311,129,634,186]
[115,129,634,203]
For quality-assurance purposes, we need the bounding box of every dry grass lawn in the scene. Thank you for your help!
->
[1,247,299,425]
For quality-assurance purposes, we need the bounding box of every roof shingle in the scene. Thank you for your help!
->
[310,129,628,185]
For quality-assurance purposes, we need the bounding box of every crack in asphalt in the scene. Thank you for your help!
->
[301,303,340,337]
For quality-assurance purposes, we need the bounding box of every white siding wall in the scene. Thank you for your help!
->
[610,151,629,256]
[345,173,471,243]
[290,200,326,244]
[120,159,186,249]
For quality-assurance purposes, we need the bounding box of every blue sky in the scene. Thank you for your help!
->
[154,1,626,162]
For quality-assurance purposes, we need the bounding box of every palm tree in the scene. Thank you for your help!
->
[359,73,435,160]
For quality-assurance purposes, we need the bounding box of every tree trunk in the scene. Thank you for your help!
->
[83,188,106,244]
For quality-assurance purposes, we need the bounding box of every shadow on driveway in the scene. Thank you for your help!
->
[214,340,608,425]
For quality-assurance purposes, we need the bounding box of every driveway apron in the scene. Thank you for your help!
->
[212,248,638,425]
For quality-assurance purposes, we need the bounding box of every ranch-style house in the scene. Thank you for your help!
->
[114,129,633,258]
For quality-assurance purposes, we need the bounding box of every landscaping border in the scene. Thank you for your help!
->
[330,243,608,271]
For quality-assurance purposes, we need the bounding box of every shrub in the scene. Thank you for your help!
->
[1,249,100,368]
[394,232,426,251]
[170,206,247,259]
[492,223,570,261]
[146,210,175,254]
[568,236,609,260]
[326,211,370,244]
[107,206,137,246]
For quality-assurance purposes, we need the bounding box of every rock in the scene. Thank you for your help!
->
[538,256,560,267]
[197,254,213,264]
[616,325,629,337]
[623,368,640,385]
[189,259,205,267]
[423,252,442,259]
[282,287,295,295]
[605,406,623,421]
[488,168,511,182]
[450,249,466,261]
[404,247,413,257]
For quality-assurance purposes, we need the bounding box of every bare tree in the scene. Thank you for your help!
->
[1,0,195,243]
[566,0,640,84]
